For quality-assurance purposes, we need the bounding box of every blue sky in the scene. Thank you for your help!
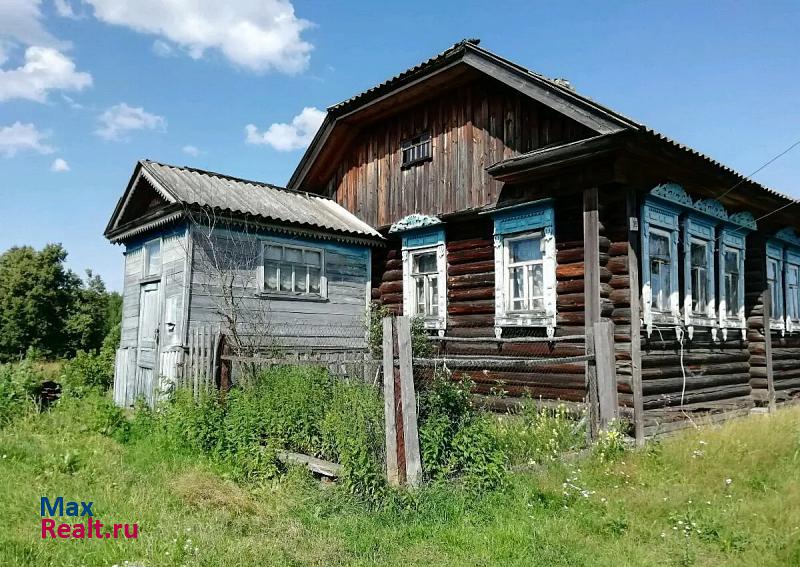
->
[1,0,798,291]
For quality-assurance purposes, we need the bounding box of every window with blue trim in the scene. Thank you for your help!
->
[769,229,800,333]
[389,216,447,331]
[641,184,755,339]
[491,200,557,336]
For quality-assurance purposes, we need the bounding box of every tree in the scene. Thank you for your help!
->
[0,244,80,361]
[0,245,121,361]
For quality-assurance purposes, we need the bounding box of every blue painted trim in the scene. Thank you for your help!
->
[720,226,746,250]
[492,199,555,236]
[401,226,445,249]
[767,240,785,260]
[124,222,187,253]
[774,227,800,247]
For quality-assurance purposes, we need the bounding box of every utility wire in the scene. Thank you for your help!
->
[716,137,800,200]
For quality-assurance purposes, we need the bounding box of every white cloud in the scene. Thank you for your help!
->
[182,145,200,156]
[152,39,174,58]
[0,46,92,102]
[0,0,64,49]
[0,122,54,157]
[54,0,76,18]
[96,103,166,141]
[83,0,312,73]
[50,157,70,171]
[245,107,324,151]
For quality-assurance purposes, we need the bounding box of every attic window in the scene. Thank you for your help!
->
[401,132,431,168]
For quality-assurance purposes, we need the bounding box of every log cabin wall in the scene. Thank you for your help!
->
[324,77,594,228]
[746,235,800,404]
[372,195,596,405]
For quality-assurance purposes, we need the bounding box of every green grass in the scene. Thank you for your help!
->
[1,401,799,566]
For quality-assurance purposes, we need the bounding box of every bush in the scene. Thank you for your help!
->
[418,373,505,490]
[492,401,586,467]
[52,389,129,440]
[134,366,386,497]
[0,361,38,426]
[61,349,114,396]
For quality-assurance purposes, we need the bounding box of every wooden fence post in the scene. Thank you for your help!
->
[382,317,400,486]
[397,316,422,487]
[585,324,599,440]
[594,321,618,429]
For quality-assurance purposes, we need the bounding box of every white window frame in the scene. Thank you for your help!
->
[402,242,446,331]
[494,229,557,335]
[260,241,327,299]
[642,221,681,334]
[718,243,746,338]
[402,245,446,329]
[766,251,784,332]
[682,213,717,333]
[786,261,800,332]
[142,238,162,278]
[503,232,547,314]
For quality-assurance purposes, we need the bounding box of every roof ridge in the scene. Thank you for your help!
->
[141,159,333,201]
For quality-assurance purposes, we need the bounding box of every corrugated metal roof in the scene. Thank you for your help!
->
[140,160,382,239]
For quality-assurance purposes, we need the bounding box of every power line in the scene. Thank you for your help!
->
[716,137,800,200]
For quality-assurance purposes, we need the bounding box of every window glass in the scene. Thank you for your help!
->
[507,235,544,313]
[767,259,783,319]
[787,265,800,321]
[649,232,671,312]
[263,243,324,295]
[144,240,161,276]
[410,249,441,318]
[690,241,708,314]
[724,249,740,318]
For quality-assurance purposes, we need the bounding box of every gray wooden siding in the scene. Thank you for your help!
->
[187,227,371,350]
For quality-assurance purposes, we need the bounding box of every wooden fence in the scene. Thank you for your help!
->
[381,315,618,487]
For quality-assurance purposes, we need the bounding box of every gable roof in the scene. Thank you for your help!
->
[105,160,383,243]
[287,38,641,191]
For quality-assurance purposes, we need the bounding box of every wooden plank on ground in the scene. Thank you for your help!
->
[277,451,342,478]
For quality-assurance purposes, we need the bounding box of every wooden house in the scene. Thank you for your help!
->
[285,39,800,436]
[107,39,799,437]
[104,160,382,405]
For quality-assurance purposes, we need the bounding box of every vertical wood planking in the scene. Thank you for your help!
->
[594,321,618,428]
[584,187,601,438]
[396,316,422,487]
[763,288,776,412]
[382,317,399,486]
[626,191,645,445]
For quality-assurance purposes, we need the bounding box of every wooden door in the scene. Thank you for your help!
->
[136,282,161,405]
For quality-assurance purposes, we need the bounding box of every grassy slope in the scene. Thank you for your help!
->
[1,405,799,567]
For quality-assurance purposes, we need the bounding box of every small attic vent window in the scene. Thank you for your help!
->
[401,132,431,168]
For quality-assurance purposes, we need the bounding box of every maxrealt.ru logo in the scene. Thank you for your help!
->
[40,497,139,540]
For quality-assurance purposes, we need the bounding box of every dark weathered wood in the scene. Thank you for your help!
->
[626,190,644,445]
[762,288,776,412]
[277,451,342,478]
[585,324,598,440]
[584,186,601,328]
[382,317,399,486]
[594,321,618,428]
[397,316,422,487]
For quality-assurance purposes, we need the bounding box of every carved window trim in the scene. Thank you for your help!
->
[400,227,447,331]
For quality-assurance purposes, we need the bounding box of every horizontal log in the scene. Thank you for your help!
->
[448,300,495,315]
[606,256,629,275]
[449,287,494,302]
[557,237,610,251]
[609,288,630,307]
[642,373,751,396]
[447,238,492,253]
[448,314,495,328]
[609,275,630,290]
[642,384,752,409]
[608,241,628,256]
[643,361,750,380]
[383,259,402,271]
[448,247,494,265]
[557,262,612,282]
[555,249,610,265]
[378,280,403,294]
[449,260,495,276]
[453,370,586,387]
[472,383,585,402]
[381,293,402,304]
[449,272,495,289]
[641,351,750,367]
[381,269,403,282]
[500,342,586,358]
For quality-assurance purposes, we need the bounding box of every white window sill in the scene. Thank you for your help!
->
[255,292,328,303]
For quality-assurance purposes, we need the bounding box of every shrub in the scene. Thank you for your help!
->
[61,349,114,396]
[418,372,505,490]
[53,389,129,440]
[492,401,586,467]
[0,362,37,426]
